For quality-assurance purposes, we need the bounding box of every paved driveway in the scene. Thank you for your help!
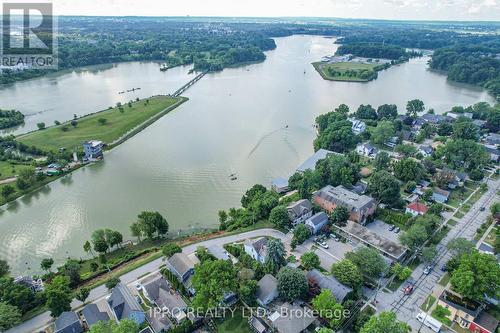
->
[366,220,402,244]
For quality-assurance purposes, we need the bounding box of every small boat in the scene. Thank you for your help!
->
[285,125,289,128]
[229,173,235,177]
[160,64,168,71]
[230,176,238,181]
[118,91,125,94]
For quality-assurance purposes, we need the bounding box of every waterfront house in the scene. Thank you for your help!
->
[437,289,481,330]
[256,274,279,306]
[349,118,367,134]
[83,140,104,161]
[14,275,44,292]
[54,311,83,333]
[165,253,195,286]
[107,283,145,325]
[287,199,313,226]
[312,185,376,224]
[448,112,472,120]
[305,212,329,235]
[356,143,378,157]
[405,202,429,217]
[473,119,487,129]
[271,177,289,194]
[485,133,500,146]
[432,188,451,203]
[206,245,230,261]
[244,237,268,264]
[421,113,452,125]
[81,304,109,328]
[306,269,353,303]
[296,149,336,173]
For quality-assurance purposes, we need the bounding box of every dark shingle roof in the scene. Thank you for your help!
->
[287,199,312,220]
[306,269,352,302]
[474,312,499,332]
[256,274,278,303]
[107,283,143,320]
[167,253,194,277]
[81,304,109,327]
[54,311,83,333]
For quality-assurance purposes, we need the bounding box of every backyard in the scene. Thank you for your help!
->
[217,309,252,333]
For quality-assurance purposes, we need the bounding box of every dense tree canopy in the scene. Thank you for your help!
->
[368,171,401,206]
[277,267,308,302]
[360,311,411,333]
[192,260,238,310]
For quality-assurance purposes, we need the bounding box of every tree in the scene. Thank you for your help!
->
[335,104,349,115]
[83,240,94,258]
[421,246,437,263]
[218,210,228,230]
[89,319,139,333]
[453,118,478,140]
[360,311,410,333]
[345,247,387,279]
[37,122,46,130]
[331,206,349,227]
[293,224,311,244]
[428,203,443,216]
[331,259,363,289]
[0,259,9,277]
[16,168,36,190]
[312,289,345,328]
[248,190,279,221]
[98,118,108,125]
[400,223,428,251]
[1,185,15,199]
[450,250,500,300]
[395,144,417,157]
[435,139,489,171]
[40,258,54,273]
[239,279,258,306]
[130,222,142,242]
[269,205,290,229]
[391,264,412,281]
[437,122,453,136]
[71,120,78,127]
[377,104,398,120]
[105,277,121,290]
[368,171,401,206]
[0,302,21,331]
[192,260,237,310]
[314,118,358,153]
[162,243,182,258]
[45,276,72,317]
[241,184,267,208]
[371,121,395,145]
[91,229,109,254]
[393,158,423,182]
[434,169,456,188]
[76,287,90,303]
[446,238,474,257]
[265,239,286,272]
[277,267,308,302]
[355,104,377,120]
[301,252,320,271]
[374,151,391,170]
[406,99,425,117]
[0,277,37,313]
[61,259,81,287]
[137,211,169,239]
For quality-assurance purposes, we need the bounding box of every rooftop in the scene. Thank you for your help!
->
[206,245,230,261]
[433,187,450,197]
[474,312,499,332]
[81,304,109,327]
[334,220,408,261]
[313,185,375,211]
[439,289,481,317]
[407,202,428,214]
[167,252,195,277]
[256,274,278,302]
[306,269,352,302]
[296,149,336,173]
[306,212,328,226]
[270,303,316,333]
[287,199,312,220]
[54,311,82,333]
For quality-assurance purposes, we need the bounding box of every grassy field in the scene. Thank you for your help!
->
[0,161,33,180]
[313,61,379,82]
[18,96,185,152]
[217,309,252,333]
[420,294,436,311]
[438,273,450,286]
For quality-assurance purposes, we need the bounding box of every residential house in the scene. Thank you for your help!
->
[107,283,146,325]
[485,133,500,146]
[485,146,500,162]
[305,212,329,235]
[437,289,481,329]
[478,243,495,255]
[469,312,499,333]
[81,304,109,328]
[384,136,399,148]
[141,274,188,324]
[349,118,367,134]
[296,149,336,173]
[244,237,268,264]
[165,252,195,285]
[401,130,413,143]
[432,188,451,203]
[421,113,452,125]
[356,143,378,157]
[256,274,279,306]
[14,276,44,292]
[313,185,376,224]
[271,177,289,194]
[442,168,468,189]
[269,303,316,333]
[249,315,270,333]
[351,181,368,195]
[54,311,83,333]
[405,202,429,217]
[448,112,472,120]
[83,140,104,161]
[306,269,353,303]
[473,119,487,129]
[287,199,313,226]
[206,245,230,261]
[418,145,433,158]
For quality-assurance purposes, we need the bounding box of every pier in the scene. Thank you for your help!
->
[172,72,206,97]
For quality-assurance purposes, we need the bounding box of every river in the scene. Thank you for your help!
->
[0,35,494,274]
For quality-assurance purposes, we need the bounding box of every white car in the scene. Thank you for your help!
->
[135,283,142,291]
[316,241,329,249]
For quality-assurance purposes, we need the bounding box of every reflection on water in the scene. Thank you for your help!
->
[0,35,495,274]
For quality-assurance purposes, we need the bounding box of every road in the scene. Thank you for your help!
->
[7,228,289,333]
[374,176,500,333]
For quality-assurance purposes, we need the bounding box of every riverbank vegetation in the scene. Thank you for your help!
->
[0,109,24,130]
[18,96,184,152]
[313,61,384,82]
[336,43,421,61]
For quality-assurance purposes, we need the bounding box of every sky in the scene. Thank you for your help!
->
[54,0,500,21]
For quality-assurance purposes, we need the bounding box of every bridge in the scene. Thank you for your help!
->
[171,72,206,97]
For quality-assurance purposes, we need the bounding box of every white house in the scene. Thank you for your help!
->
[349,118,367,134]
[305,212,329,235]
[356,143,378,157]
[256,274,279,307]
[418,145,433,158]
[83,140,104,161]
[244,238,268,263]
[287,199,313,226]
[405,202,429,217]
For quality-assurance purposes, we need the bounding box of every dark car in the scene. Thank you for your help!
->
[389,225,396,231]
[394,227,401,233]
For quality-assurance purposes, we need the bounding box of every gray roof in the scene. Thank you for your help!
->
[107,283,143,320]
[296,149,336,173]
[313,185,375,212]
[207,245,230,261]
[334,220,408,261]
[306,212,328,226]
[479,242,495,254]
[139,328,154,333]
[474,312,499,332]
[433,187,450,198]
[486,133,500,145]
[142,274,171,302]
[421,113,451,124]
[270,303,315,333]
[167,252,195,277]
[54,311,83,333]
[256,274,278,303]
[245,237,268,257]
[272,177,289,188]
[307,269,353,302]
[350,181,368,195]
[287,199,312,220]
[419,145,433,154]
[485,146,500,155]
[81,304,109,327]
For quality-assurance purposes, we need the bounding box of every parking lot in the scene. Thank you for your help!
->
[303,235,357,270]
[366,220,403,244]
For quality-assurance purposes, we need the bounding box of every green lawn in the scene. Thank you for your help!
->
[484,227,498,247]
[431,305,452,326]
[218,309,252,333]
[447,187,474,208]
[0,161,33,180]
[313,61,380,82]
[18,96,185,152]
[420,294,437,311]
[438,273,450,286]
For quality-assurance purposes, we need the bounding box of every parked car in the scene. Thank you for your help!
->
[394,227,400,233]
[423,265,433,275]
[403,284,414,295]
[316,240,329,249]
[480,207,486,211]
[135,283,142,291]
[388,225,395,231]
[329,234,339,241]
[440,265,447,272]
